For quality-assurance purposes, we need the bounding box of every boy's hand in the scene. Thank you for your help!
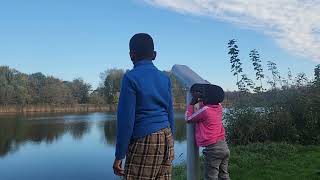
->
[113,159,125,176]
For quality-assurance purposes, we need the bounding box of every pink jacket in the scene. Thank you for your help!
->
[185,103,225,147]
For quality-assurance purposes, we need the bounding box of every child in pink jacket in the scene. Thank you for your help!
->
[185,84,230,180]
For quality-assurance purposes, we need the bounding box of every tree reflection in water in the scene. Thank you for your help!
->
[102,116,187,145]
[0,113,91,157]
[103,120,116,145]
[0,112,186,158]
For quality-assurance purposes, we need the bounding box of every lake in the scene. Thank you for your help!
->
[0,112,187,180]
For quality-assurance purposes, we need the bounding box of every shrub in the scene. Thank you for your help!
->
[225,85,320,145]
[225,106,269,145]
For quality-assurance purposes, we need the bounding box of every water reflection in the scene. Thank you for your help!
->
[0,113,92,157]
[103,120,116,145]
[101,120,187,145]
[174,119,186,142]
[0,112,187,158]
[67,121,91,140]
[101,118,186,146]
[0,112,188,180]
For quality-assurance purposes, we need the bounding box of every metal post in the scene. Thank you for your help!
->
[171,64,208,180]
[186,92,200,180]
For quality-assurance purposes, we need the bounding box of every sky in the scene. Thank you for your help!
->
[0,0,319,90]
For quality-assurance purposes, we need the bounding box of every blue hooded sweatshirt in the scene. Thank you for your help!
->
[115,60,174,160]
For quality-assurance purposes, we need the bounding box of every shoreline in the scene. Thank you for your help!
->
[0,104,186,114]
[0,104,115,114]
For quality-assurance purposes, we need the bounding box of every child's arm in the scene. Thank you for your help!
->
[115,74,136,160]
[185,103,208,123]
[168,78,174,136]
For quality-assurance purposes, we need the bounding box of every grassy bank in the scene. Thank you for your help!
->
[173,143,320,180]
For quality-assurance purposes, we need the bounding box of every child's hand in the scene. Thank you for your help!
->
[185,118,192,124]
[190,97,198,105]
[193,103,200,111]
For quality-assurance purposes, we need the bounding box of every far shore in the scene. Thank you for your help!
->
[0,104,186,114]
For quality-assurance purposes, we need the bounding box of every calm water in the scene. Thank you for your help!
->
[0,112,187,180]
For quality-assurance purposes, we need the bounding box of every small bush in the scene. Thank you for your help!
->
[225,107,269,145]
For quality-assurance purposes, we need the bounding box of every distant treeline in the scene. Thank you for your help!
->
[0,65,258,109]
[2,64,319,109]
[0,66,91,105]
[0,66,186,107]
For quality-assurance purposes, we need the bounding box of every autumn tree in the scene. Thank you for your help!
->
[101,69,125,104]
[65,78,92,104]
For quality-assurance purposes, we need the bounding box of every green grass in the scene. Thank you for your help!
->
[173,143,320,180]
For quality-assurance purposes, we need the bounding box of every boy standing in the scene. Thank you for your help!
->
[113,33,174,180]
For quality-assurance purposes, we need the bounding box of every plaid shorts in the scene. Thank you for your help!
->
[124,128,174,180]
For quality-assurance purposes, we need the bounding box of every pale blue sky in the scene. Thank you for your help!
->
[0,0,318,90]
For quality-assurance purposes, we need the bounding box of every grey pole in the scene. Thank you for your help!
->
[171,65,208,180]
[186,92,200,180]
